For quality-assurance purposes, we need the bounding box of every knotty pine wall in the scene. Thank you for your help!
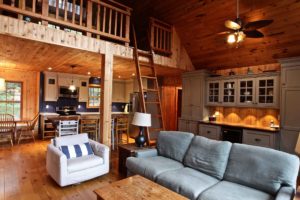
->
[0,68,40,120]
[208,63,281,127]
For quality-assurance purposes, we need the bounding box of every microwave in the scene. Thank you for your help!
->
[59,86,79,98]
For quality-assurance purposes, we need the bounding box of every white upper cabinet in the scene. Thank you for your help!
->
[78,78,89,102]
[237,78,256,106]
[207,80,221,106]
[206,73,279,108]
[44,72,58,101]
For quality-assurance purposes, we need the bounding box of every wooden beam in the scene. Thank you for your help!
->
[100,49,113,146]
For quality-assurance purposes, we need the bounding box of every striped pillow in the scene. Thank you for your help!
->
[60,142,94,159]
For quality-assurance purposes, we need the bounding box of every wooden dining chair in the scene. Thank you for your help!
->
[0,114,15,147]
[80,118,99,141]
[18,114,39,144]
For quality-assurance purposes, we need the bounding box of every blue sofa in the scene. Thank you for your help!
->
[126,131,299,200]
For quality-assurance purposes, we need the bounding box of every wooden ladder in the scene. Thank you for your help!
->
[132,25,165,146]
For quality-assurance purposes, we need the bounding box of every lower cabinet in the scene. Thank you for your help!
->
[243,129,279,149]
[198,124,221,140]
[178,119,199,134]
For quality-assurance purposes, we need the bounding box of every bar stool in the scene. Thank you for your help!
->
[111,118,115,150]
[80,119,98,141]
[115,117,130,145]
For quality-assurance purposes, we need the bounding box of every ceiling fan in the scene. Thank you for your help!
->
[222,0,273,45]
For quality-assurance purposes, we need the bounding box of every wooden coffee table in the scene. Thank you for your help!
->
[94,175,187,200]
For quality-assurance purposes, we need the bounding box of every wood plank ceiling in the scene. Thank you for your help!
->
[123,0,300,69]
[0,34,184,79]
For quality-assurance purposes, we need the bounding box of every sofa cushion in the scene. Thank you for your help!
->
[183,136,232,179]
[156,167,219,200]
[54,133,89,147]
[126,156,184,181]
[224,143,299,195]
[60,142,94,159]
[67,155,104,173]
[157,131,194,162]
[198,181,274,200]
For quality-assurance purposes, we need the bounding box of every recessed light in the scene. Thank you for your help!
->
[48,67,52,71]
[132,73,135,76]
[97,76,100,79]
[118,75,121,78]
[87,72,91,75]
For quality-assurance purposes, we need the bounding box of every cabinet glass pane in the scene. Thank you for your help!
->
[257,78,275,104]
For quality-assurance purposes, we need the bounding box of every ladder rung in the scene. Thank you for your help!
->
[145,101,160,104]
[140,63,153,68]
[141,75,157,80]
[138,50,152,57]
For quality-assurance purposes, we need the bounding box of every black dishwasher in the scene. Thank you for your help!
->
[222,126,243,143]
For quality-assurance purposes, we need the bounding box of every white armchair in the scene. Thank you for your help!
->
[46,133,109,187]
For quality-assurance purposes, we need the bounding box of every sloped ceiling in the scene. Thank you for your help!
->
[120,0,300,69]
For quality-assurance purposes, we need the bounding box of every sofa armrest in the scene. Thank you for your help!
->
[46,144,68,186]
[275,186,295,200]
[135,148,158,158]
[89,139,110,164]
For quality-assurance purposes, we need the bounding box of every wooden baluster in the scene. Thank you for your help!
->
[32,0,36,13]
[155,26,159,49]
[102,6,106,32]
[42,0,49,25]
[120,13,123,37]
[108,8,112,34]
[114,11,117,36]
[86,0,92,36]
[11,0,15,6]
[18,0,25,19]
[162,29,165,51]
[79,0,83,25]
[150,21,154,49]
[125,8,130,46]
[96,4,100,38]
[64,0,67,21]
[55,0,59,19]
[72,0,75,24]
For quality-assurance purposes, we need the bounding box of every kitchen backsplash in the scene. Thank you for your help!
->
[39,72,127,113]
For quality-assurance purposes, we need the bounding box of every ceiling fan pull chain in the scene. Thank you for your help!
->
[236,0,239,19]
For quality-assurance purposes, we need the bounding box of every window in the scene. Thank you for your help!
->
[88,86,101,108]
[0,82,22,120]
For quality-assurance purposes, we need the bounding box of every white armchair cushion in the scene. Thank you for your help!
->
[54,133,90,147]
[60,142,94,159]
[67,155,104,173]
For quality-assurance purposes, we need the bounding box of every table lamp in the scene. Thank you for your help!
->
[131,112,151,147]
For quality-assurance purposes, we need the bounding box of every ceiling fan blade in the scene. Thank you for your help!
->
[244,30,264,38]
[217,31,231,35]
[244,20,273,30]
[225,20,241,30]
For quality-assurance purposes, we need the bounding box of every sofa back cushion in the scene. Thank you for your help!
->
[183,136,232,179]
[157,131,194,162]
[54,133,89,147]
[224,143,300,195]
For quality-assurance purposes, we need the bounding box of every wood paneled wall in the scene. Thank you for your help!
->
[209,63,280,128]
[0,68,40,120]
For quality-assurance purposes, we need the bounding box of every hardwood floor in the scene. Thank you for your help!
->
[0,140,300,200]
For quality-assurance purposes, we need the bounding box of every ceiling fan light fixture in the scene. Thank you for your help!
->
[227,34,236,44]
[237,31,246,43]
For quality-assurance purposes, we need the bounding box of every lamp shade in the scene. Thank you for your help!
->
[0,78,5,91]
[132,112,151,127]
[295,132,300,155]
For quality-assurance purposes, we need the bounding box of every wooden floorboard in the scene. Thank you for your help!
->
[0,140,300,200]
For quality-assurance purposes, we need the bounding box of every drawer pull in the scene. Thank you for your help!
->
[255,138,261,142]
[207,131,210,134]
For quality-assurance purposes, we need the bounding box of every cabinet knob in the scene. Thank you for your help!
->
[207,131,210,134]
[254,138,261,142]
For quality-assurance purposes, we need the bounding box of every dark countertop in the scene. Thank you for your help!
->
[199,120,280,133]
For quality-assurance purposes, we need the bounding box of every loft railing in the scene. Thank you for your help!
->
[0,0,132,44]
[150,17,172,55]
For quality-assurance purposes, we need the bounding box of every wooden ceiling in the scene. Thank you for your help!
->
[122,0,300,69]
[0,34,184,79]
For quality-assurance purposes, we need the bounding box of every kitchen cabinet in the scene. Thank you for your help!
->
[181,70,209,121]
[78,78,89,102]
[243,129,278,149]
[44,72,58,101]
[112,80,126,102]
[199,124,221,140]
[279,57,300,153]
[125,80,134,102]
[178,119,198,134]
[206,73,279,108]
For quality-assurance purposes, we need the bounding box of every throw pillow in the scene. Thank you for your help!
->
[60,142,94,159]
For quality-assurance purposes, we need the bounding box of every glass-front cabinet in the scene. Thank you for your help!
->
[237,78,255,106]
[207,80,221,105]
[255,76,279,107]
[222,80,237,106]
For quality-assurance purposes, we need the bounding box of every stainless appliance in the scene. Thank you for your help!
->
[59,86,79,98]
[222,126,243,143]
[56,106,79,116]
